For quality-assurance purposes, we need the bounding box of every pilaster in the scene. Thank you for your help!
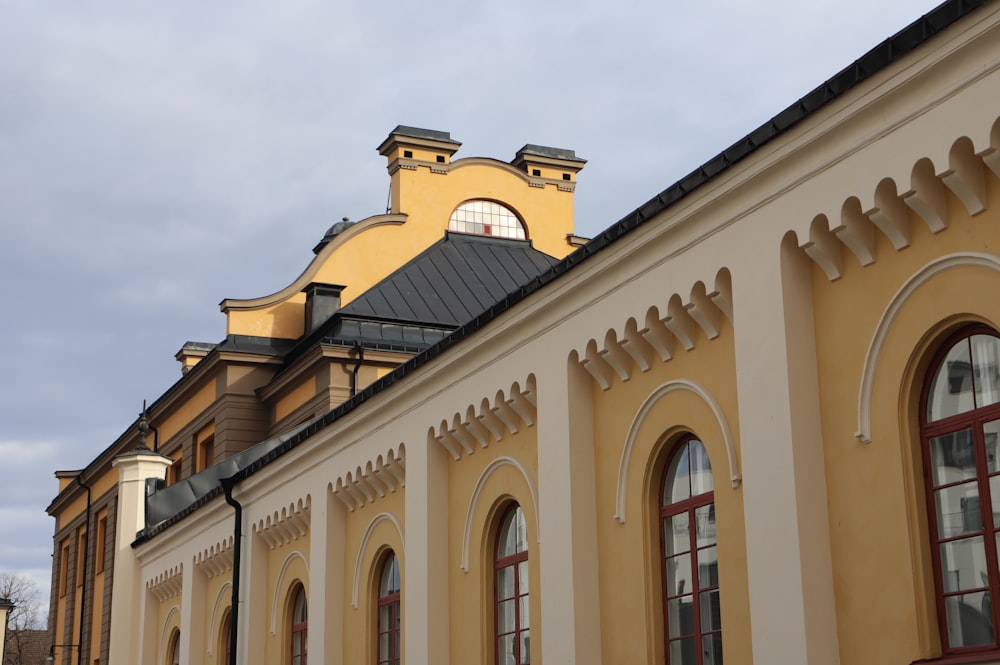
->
[180,565,206,662]
[308,489,345,664]
[731,241,840,665]
[107,449,171,665]
[534,354,603,665]
[403,437,449,664]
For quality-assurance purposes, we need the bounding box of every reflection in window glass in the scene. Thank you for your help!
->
[923,328,1000,654]
[448,200,526,239]
[290,586,307,665]
[661,437,721,664]
[973,335,1000,409]
[496,505,530,664]
[378,552,401,665]
[928,339,974,421]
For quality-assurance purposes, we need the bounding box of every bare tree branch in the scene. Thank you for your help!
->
[1,572,45,665]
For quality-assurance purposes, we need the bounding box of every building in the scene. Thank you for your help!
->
[44,0,1000,663]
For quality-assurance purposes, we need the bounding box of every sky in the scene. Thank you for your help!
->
[0,0,946,619]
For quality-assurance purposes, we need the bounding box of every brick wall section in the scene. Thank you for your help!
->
[3,629,49,665]
[99,496,116,665]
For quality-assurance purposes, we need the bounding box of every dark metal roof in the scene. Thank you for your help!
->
[131,0,987,545]
[516,144,587,164]
[143,416,322,530]
[388,125,460,145]
[339,231,560,327]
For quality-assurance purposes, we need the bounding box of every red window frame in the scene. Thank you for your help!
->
[290,585,308,665]
[659,436,722,665]
[495,504,529,665]
[921,326,1000,655]
[377,552,401,665]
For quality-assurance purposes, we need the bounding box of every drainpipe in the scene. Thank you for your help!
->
[76,475,91,665]
[220,477,242,665]
[350,342,364,397]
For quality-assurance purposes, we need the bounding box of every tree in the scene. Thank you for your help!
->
[1,572,46,665]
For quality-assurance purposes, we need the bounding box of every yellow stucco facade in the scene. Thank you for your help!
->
[45,3,1000,665]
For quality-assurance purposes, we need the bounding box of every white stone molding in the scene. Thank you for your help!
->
[332,445,406,511]
[800,130,1000,281]
[866,178,911,250]
[614,379,740,524]
[460,455,539,573]
[195,536,234,578]
[350,512,404,608]
[432,377,537,461]
[801,215,843,281]
[578,269,733,389]
[146,564,183,602]
[942,137,987,216]
[854,252,1000,444]
[206,582,232,656]
[158,606,180,658]
[268,550,309,635]
[254,498,311,549]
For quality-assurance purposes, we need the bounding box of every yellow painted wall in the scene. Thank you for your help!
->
[590,316,752,665]
[274,379,317,424]
[203,572,234,665]
[156,597,181,665]
[447,422,541,664]
[341,489,405,665]
[54,470,117,531]
[811,175,1000,663]
[226,154,578,339]
[159,381,216,444]
[263,532,311,665]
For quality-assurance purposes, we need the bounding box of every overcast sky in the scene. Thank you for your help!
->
[0,0,944,618]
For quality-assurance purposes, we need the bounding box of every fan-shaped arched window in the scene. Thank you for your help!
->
[377,551,401,665]
[495,504,529,664]
[449,200,526,239]
[922,327,1000,654]
[661,436,721,665]
[290,584,308,665]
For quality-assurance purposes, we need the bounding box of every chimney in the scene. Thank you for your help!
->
[303,282,346,333]
[175,342,217,375]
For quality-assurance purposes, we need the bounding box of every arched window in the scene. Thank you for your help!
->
[922,327,1000,653]
[167,629,180,665]
[290,584,308,665]
[219,608,232,665]
[660,436,721,665]
[448,200,526,239]
[495,503,529,665]
[377,551,401,665]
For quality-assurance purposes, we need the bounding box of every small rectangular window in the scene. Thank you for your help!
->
[168,450,182,485]
[403,150,413,158]
[76,528,87,586]
[562,173,571,181]
[198,434,215,473]
[532,169,541,177]
[95,515,108,574]
[436,155,445,163]
[59,542,69,596]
